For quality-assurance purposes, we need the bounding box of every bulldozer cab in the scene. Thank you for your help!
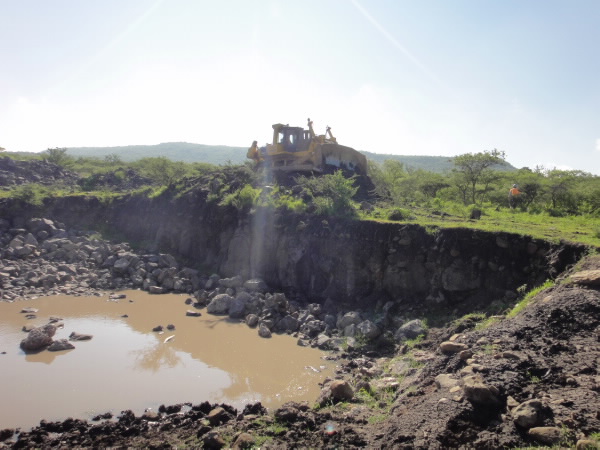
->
[272,124,311,153]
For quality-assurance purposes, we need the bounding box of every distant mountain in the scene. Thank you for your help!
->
[360,151,517,173]
[64,142,517,173]
[66,142,247,165]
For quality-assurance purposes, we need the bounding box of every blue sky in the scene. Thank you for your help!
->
[1,0,599,174]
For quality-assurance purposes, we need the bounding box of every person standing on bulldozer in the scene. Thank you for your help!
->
[508,184,521,209]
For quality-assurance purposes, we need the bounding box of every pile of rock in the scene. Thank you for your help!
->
[1,216,427,354]
[0,217,206,300]
[0,157,79,187]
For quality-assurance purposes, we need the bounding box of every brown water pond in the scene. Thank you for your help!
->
[0,291,337,430]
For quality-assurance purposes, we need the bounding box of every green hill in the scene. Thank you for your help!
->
[49,142,517,173]
[66,142,247,165]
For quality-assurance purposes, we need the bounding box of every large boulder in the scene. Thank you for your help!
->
[356,320,381,340]
[258,323,272,338]
[512,399,544,428]
[276,315,299,333]
[20,324,57,352]
[394,319,426,342]
[317,380,354,406]
[207,294,233,315]
[228,294,249,319]
[462,375,501,406]
[219,275,243,288]
[336,311,362,330]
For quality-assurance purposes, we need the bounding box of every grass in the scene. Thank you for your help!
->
[474,316,502,331]
[507,280,555,318]
[363,204,600,247]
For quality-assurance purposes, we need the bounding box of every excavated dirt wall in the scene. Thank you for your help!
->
[5,193,588,310]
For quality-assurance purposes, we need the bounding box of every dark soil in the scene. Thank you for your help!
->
[2,257,598,449]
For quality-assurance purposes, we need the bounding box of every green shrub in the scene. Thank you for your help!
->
[295,171,358,218]
[387,208,411,221]
[11,184,48,206]
[220,184,261,211]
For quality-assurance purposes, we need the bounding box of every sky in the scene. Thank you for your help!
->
[1,0,599,174]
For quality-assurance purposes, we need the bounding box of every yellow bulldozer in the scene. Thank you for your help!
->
[247,118,368,175]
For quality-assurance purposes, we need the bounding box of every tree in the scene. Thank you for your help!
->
[368,160,407,204]
[452,149,506,205]
[43,147,74,168]
[135,156,188,186]
[104,153,122,165]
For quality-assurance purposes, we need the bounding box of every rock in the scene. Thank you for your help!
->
[336,311,362,329]
[394,319,426,342]
[232,432,255,449]
[435,374,460,390]
[158,253,178,269]
[207,294,233,315]
[506,395,519,409]
[576,439,600,449]
[243,278,268,292]
[569,270,600,286]
[186,310,201,317]
[69,332,93,341]
[258,323,272,338]
[277,315,299,333]
[512,399,544,428]
[206,406,226,425]
[202,431,226,449]
[329,380,354,401]
[462,375,500,406]
[228,295,248,319]
[245,314,259,328]
[19,324,56,352]
[356,320,381,340]
[440,341,469,354]
[459,349,473,360]
[218,275,243,288]
[152,325,164,332]
[47,339,75,351]
[371,377,400,391]
[274,403,301,422]
[343,323,357,338]
[113,258,130,272]
[20,307,39,314]
[166,324,175,330]
[528,427,562,445]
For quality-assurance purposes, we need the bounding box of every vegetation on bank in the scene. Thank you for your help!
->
[0,147,599,247]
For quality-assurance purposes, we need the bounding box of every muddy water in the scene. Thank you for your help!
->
[0,291,336,430]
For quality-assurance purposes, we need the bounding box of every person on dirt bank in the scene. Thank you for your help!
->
[508,184,521,209]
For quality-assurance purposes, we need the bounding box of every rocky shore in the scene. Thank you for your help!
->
[1,216,599,448]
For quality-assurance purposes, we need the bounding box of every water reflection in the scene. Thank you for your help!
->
[131,340,183,372]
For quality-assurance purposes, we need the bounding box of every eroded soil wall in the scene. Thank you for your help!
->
[4,194,588,309]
